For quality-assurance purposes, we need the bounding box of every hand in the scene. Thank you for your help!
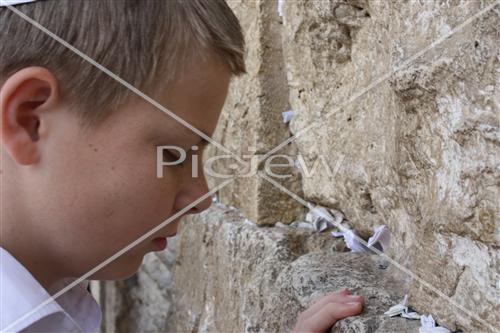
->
[292,288,364,333]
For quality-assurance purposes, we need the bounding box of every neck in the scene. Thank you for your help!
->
[1,227,62,292]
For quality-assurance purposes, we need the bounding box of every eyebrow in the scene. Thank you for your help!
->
[166,126,211,148]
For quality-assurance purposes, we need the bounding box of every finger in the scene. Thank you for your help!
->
[299,289,350,320]
[304,301,363,333]
[342,294,364,305]
[308,289,350,311]
[301,289,361,320]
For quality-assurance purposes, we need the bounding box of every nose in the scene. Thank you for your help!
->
[174,171,212,215]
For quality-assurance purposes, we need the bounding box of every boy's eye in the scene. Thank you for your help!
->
[163,150,183,164]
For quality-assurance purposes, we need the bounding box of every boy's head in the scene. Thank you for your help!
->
[0,0,245,286]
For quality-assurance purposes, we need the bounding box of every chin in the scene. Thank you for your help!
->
[91,254,145,280]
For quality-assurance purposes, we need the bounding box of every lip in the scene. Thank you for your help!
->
[152,237,167,251]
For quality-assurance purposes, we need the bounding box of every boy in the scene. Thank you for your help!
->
[0,0,364,332]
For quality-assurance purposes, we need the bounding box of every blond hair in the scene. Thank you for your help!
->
[0,0,245,125]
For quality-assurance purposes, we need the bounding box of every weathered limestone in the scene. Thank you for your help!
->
[280,1,499,331]
[168,204,420,333]
[205,0,305,226]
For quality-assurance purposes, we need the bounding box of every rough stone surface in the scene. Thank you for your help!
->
[280,1,499,331]
[205,0,305,226]
[167,204,419,333]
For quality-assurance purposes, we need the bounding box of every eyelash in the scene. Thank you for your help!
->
[161,146,202,167]
[163,150,183,164]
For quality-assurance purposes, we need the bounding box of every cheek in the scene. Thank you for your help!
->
[85,161,178,245]
[39,144,178,258]
[76,169,179,278]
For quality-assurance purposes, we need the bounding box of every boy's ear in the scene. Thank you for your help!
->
[0,67,59,165]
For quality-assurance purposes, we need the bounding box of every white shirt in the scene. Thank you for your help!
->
[0,247,102,332]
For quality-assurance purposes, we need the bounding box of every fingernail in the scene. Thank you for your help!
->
[347,302,360,306]
[348,295,362,300]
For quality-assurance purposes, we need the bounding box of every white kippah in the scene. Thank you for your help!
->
[0,0,37,7]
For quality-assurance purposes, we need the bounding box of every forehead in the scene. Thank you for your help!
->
[150,90,224,146]
[98,53,231,147]
[145,55,231,143]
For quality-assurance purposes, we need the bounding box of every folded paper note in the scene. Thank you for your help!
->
[419,315,451,333]
[282,110,294,124]
[277,0,284,17]
[332,224,391,253]
[367,225,391,251]
[384,295,420,319]
[305,205,344,232]
[331,228,369,252]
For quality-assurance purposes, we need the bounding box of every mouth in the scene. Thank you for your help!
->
[152,237,167,251]
[150,219,180,250]
[151,233,177,251]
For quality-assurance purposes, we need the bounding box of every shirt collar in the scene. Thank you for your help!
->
[0,247,101,332]
[0,0,37,7]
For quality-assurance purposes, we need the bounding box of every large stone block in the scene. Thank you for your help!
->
[167,204,420,333]
[281,0,499,331]
[205,0,304,225]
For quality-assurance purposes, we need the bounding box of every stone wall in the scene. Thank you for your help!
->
[167,204,420,333]
[98,1,499,332]
[276,1,499,332]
